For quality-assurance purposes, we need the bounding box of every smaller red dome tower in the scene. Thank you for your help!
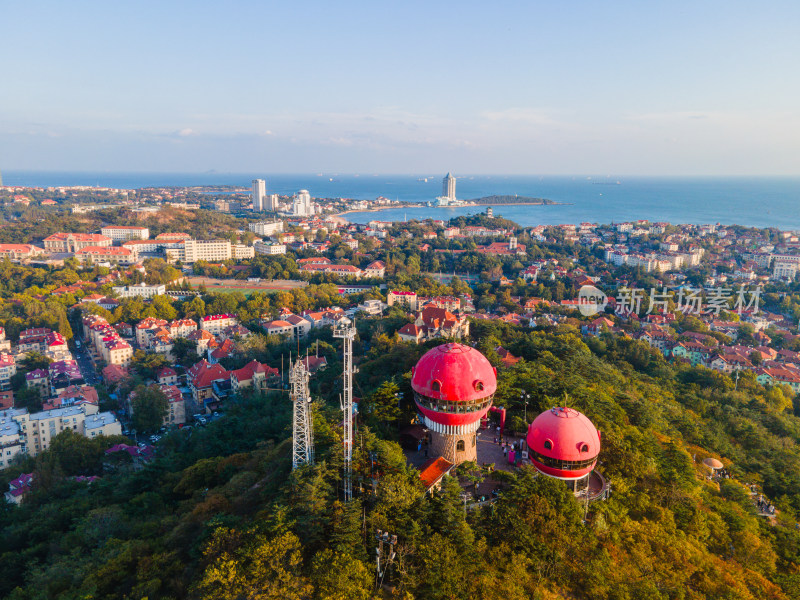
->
[526,407,601,480]
[411,343,496,465]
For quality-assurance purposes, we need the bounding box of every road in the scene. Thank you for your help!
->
[74,340,100,386]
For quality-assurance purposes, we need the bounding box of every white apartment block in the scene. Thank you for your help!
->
[100,226,150,241]
[233,244,255,260]
[181,240,232,263]
[0,405,121,466]
[773,261,797,281]
[249,221,284,236]
[253,241,287,255]
[103,339,134,367]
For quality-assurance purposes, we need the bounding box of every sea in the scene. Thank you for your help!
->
[4,171,800,229]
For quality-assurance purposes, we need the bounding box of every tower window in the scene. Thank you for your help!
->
[543,439,553,450]
[580,444,589,453]
[431,380,441,392]
[456,440,465,452]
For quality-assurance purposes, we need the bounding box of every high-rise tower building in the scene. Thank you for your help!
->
[252,179,266,211]
[267,193,279,211]
[442,173,456,201]
[293,189,313,216]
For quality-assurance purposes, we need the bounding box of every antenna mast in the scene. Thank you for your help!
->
[334,321,356,501]
[290,359,314,470]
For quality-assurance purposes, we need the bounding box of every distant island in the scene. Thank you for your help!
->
[466,195,567,205]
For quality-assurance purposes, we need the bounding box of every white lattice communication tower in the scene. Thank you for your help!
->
[334,322,355,501]
[290,359,314,470]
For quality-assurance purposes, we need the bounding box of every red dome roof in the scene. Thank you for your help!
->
[411,343,497,403]
[526,407,600,480]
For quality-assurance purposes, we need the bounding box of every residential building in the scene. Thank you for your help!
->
[363,260,386,278]
[230,360,278,394]
[187,360,230,407]
[25,369,49,397]
[160,384,186,425]
[187,329,217,355]
[388,290,418,310]
[136,317,169,348]
[169,318,197,338]
[0,353,16,390]
[84,411,123,438]
[157,367,178,386]
[200,314,238,335]
[261,311,311,339]
[103,339,134,367]
[48,361,84,395]
[100,226,150,241]
[773,261,797,281]
[4,472,33,503]
[411,306,470,343]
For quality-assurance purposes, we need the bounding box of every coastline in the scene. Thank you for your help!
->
[332,201,570,219]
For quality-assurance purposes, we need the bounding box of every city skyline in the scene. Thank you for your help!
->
[2,2,799,175]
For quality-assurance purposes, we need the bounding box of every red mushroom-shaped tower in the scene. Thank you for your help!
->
[411,343,497,465]
[526,407,601,480]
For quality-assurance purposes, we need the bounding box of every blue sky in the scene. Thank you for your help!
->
[2,1,799,174]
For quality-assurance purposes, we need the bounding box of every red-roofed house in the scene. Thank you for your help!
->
[0,244,45,260]
[75,246,137,265]
[230,360,279,393]
[5,473,34,505]
[102,364,130,386]
[159,384,186,425]
[364,260,386,278]
[418,457,454,494]
[188,360,230,404]
[209,338,235,363]
[157,367,178,386]
[397,323,424,343]
[408,306,469,343]
[43,233,112,253]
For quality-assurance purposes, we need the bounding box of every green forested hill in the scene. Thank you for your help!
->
[3,321,800,599]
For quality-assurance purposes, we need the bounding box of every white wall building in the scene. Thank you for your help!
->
[249,221,284,236]
[182,240,232,263]
[112,283,167,299]
[773,261,797,281]
[254,241,287,255]
[233,244,255,260]
[293,189,314,216]
[100,226,150,241]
